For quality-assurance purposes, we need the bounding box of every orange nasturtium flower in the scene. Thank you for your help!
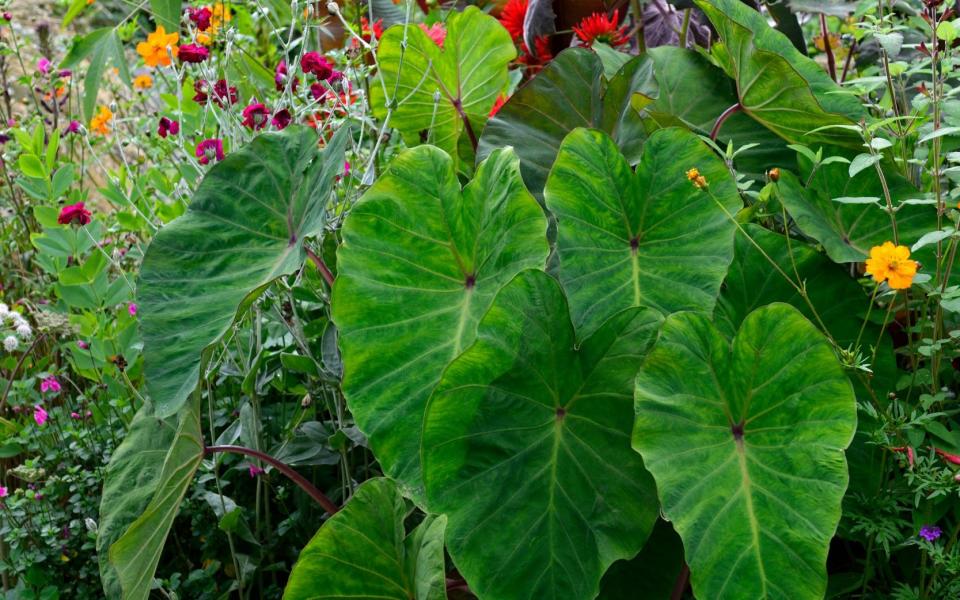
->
[865,241,918,290]
[136,26,179,68]
[133,74,153,90]
[89,106,113,135]
[686,167,708,190]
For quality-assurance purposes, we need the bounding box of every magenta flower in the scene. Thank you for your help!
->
[0,486,7,498]
[242,102,269,130]
[37,57,51,75]
[301,52,333,80]
[64,120,81,135]
[920,525,942,541]
[272,109,292,130]
[127,303,137,316]
[70,411,80,419]
[196,138,225,165]
[248,464,264,477]
[33,405,48,427]
[275,60,299,92]
[188,6,212,31]
[178,43,209,64]
[40,376,61,394]
[157,117,180,138]
[193,79,238,107]
[58,202,92,226]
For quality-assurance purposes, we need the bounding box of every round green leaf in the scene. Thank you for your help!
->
[477,48,656,198]
[138,127,347,417]
[544,127,741,340]
[332,146,549,501]
[694,0,865,148]
[423,269,661,600]
[284,478,447,600]
[633,303,857,599]
[371,6,516,164]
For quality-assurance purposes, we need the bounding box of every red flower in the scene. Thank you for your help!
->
[188,6,212,31]
[242,102,269,130]
[178,43,209,63]
[212,79,238,107]
[419,23,446,48]
[489,93,508,118]
[196,138,224,165]
[518,36,553,73]
[354,16,384,47]
[272,109,292,130]
[157,117,179,138]
[935,447,960,465]
[301,51,333,79]
[58,202,91,226]
[499,0,527,42]
[275,60,299,92]
[891,446,915,467]
[192,79,210,103]
[573,9,628,48]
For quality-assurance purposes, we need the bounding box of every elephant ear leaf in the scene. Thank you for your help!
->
[283,478,447,600]
[633,303,856,600]
[544,127,741,341]
[332,146,548,502]
[423,269,661,600]
[138,126,347,418]
[371,6,516,164]
[694,0,865,148]
[105,398,204,600]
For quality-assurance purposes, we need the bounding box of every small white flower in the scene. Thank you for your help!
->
[2,335,17,352]
[15,324,31,339]
[0,303,8,316]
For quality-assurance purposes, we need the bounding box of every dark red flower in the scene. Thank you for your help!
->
[275,60,299,92]
[178,43,210,64]
[242,102,269,130]
[188,6,212,31]
[499,0,527,42]
[272,109,292,130]
[58,202,91,226]
[310,82,328,102]
[193,79,210,103]
[212,79,238,107]
[301,51,333,79]
[196,138,224,165]
[157,117,180,138]
[573,9,628,48]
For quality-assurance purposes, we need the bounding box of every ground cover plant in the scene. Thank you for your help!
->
[3,0,960,598]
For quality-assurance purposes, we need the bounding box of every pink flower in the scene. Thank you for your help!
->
[178,43,209,64]
[275,60,299,92]
[33,405,48,427]
[419,23,446,48]
[37,57,51,75]
[127,303,137,316]
[64,120,81,135]
[57,202,91,226]
[70,412,80,419]
[242,102,269,130]
[157,117,179,138]
[300,52,333,79]
[272,109,292,130]
[76,340,88,350]
[40,376,61,394]
[0,487,7,498]
[196,138,225,165]
[248,464,264,477]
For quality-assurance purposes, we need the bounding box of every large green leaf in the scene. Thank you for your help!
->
[97,404,177,598]
[694,0,865,148]
[107,397,204,600]
[422,270,661,600]
[644,46,792,178]
[477,48,656,198]
[332,146,549,501]
[283,478,447,600]
[544,127,741,340]
[371,6,516,163]
[138,126,347,418]
[776,168,935,264]
[633,303,856,599]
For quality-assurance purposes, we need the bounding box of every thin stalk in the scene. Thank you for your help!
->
[0,334,45,413]
[710,103,741,141]
[304,245,335,287]
[820,13,837,81]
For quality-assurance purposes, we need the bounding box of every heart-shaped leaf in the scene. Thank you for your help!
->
[423,269,661,600]
[332,146,549,501]
[694,0,865,148]
[544,127,741,340]
[105,398,204,600]
[138,126,347,418]
[477,48,656,198]
[283,478,447,600]
[776,167,936,263]
[633,303,856,599]
[371,6,516,164]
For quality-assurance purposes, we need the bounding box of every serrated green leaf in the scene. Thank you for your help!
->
[423,270,661,600]
[634,303,856,599]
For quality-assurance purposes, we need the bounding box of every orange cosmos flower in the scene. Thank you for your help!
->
[89,106,113,135]
[865,241,918,290]
[133,74,153,89]
[136,26,179,68]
